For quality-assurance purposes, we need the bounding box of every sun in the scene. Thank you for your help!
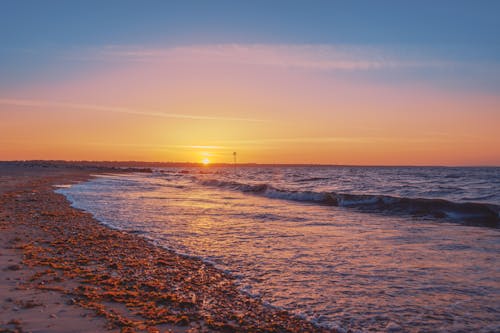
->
[201,158,210,165]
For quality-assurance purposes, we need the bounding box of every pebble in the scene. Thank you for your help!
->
[386,322,403,332]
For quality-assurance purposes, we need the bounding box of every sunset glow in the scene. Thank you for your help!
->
[1,2,499,166]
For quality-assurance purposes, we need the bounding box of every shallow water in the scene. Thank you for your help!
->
[57,167,500,332]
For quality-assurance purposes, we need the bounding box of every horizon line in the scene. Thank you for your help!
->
[1,160,498,168]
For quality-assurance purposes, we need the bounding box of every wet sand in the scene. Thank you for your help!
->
[0,162,331,333]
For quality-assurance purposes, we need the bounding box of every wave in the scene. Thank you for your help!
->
[294,177,331,183]
[199,179,500,228]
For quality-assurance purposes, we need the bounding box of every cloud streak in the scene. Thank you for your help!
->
[81,44,453,71]
[212,135,461,146]
[0,98,264,122]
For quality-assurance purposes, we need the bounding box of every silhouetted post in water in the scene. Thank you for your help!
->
[233,152,237,170]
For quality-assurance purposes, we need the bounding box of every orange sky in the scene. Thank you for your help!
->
[1,45,499,165]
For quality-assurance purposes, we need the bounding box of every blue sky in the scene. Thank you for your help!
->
[1,1,499,92]
[2,1,500,46]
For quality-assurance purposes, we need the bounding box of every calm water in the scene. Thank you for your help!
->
[57,166,500,332]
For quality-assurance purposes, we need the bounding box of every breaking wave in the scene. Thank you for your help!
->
[199,179,500,228]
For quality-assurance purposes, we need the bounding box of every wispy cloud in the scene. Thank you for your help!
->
[184,145,227,150]
[214,137,373,145]
[89,44,453,71]
[0,98,264,122]
[212,135,460,146]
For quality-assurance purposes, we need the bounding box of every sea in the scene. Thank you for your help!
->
[56,166,500,332]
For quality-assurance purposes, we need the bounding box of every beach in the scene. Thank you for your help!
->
[0,163,329,333]
[37,165,500,331]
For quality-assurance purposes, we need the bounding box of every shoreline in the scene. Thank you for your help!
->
[3,160,499,169]
[0,164,330,332]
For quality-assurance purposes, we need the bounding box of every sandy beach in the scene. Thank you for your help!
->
[0,162,330,333]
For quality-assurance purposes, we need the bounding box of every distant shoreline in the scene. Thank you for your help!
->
[1,160,498,169]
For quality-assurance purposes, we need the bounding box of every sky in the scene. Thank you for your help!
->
[1,0,499,165]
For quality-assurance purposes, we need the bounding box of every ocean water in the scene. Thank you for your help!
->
[57,166,500,332]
